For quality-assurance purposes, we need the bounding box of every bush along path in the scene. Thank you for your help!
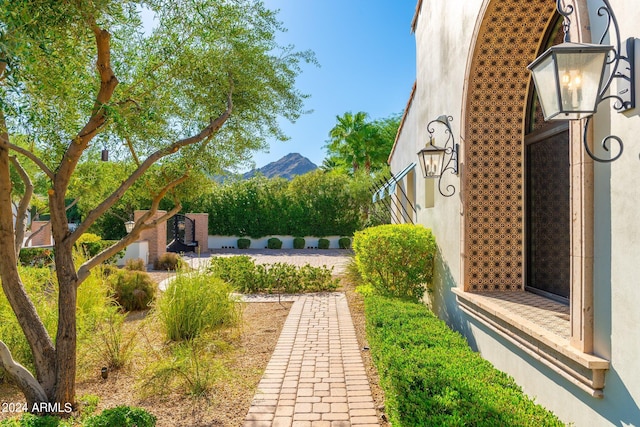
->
[364,296,565,427]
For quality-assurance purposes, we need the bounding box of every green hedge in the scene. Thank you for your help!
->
[208,256,339,293]
[353,224,436,302]
[365,296,564,427]
[202,171,374,238]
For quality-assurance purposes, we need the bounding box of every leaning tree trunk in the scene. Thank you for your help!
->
[0,112,57,406]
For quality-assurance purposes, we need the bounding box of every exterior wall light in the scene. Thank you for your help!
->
[527,0,636,162]
[124,220,135,234]
[417,115,459,197]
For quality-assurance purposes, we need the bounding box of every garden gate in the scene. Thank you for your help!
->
[166,214,198,253]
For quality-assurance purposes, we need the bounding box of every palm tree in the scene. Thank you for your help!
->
[326,112,399,174]
[327,111,370,172]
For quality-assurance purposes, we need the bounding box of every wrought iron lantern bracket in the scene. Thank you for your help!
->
[418,115,459,197]
[555,0,635,162]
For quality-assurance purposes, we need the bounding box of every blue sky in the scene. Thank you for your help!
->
[249,0,417,171]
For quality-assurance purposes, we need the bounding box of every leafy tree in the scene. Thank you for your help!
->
[0,0,312,412]
[325,111,400,174]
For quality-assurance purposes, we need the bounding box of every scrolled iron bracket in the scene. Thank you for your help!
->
[558,0,635,162]
[427,115,459,197]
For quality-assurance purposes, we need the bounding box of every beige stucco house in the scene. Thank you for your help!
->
[384,0,640,425]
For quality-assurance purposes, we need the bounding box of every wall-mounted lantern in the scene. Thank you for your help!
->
[124,220,135,234]
[527,0,636,163]
[528,43,612,121]
[417,115,459,197]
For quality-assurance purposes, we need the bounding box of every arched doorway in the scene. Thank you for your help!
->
[462,0,557,293]
[461,0,595,352]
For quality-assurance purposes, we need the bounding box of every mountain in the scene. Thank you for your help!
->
[243,153,318,180]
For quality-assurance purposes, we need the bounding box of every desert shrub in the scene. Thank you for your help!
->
[353,224,436,302]
[96,311,137,370]
[0,413,61,427]
[338,237,351,249]
[267,237,282,249]
[157,272,241,341]
[208,256,338,293]
[237,238,251,249]
[318,238,330,249]
[208,255,259,292]
[18,247,55,268]
[0,266,58,383]
[84,406,156,427]
[140,336,228,398]
[153,252,182,271]
[1,260,116,385]
[124,258,146,271]
[293,237,305,249]
[107,270,157,311]
[365,296,564,426]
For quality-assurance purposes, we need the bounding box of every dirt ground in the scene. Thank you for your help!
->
[0,269,388,426]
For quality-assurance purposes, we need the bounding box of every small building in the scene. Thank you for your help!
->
[384,0,640,425]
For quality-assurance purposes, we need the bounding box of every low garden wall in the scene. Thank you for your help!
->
[208,235,350,250]
[116,240,149,266]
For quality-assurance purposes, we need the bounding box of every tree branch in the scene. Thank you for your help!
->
[70,89,233,243]
[55,20,119,193]
[7,144,54,179]
[76,174,189,283]
[0,340,48,407]
[10,156,34,256]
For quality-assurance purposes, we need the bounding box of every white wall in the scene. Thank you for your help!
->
[207,235,350,250]
[393,0,640,425]
[116,240,149,266]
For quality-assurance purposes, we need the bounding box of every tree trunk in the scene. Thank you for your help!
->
[0,112,57,405]
[49,190,78,410]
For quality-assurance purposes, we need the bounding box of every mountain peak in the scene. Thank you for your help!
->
[244,153,318,180]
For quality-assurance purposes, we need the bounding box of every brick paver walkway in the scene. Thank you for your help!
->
[244,293,379,427]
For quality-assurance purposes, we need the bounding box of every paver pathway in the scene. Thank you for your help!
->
[244,293,379,427]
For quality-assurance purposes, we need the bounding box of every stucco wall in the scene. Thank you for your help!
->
[391,0,640,425]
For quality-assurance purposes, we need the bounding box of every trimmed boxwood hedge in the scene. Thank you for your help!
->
[365,296,564,427]
[318,238,330,249]
[267,237,283,249]
[293,237,305,249]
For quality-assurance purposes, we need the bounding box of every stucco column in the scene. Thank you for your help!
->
[187,213,209,254]
[134,210,167,265]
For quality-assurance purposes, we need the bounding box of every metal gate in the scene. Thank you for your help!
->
[166,214,198,253]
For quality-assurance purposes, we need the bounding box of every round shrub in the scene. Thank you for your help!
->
[108,270,157,311]
[338,237,351,249]
[353,224,436,301]
[124,258,146,271]
[293,237,305,249]
[318,238,330,249]
[153,252,182,271]
[237,238,251,249]
[267,237,283,249]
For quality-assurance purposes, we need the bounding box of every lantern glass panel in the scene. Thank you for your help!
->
[556,49,608,117]
[530,54,560,119]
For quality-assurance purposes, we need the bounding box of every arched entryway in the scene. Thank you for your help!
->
[461,0,595,351]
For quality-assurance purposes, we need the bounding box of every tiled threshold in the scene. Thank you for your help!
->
[452,289,610,398]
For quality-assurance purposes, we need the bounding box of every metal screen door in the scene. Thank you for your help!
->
[525,124,570,303]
